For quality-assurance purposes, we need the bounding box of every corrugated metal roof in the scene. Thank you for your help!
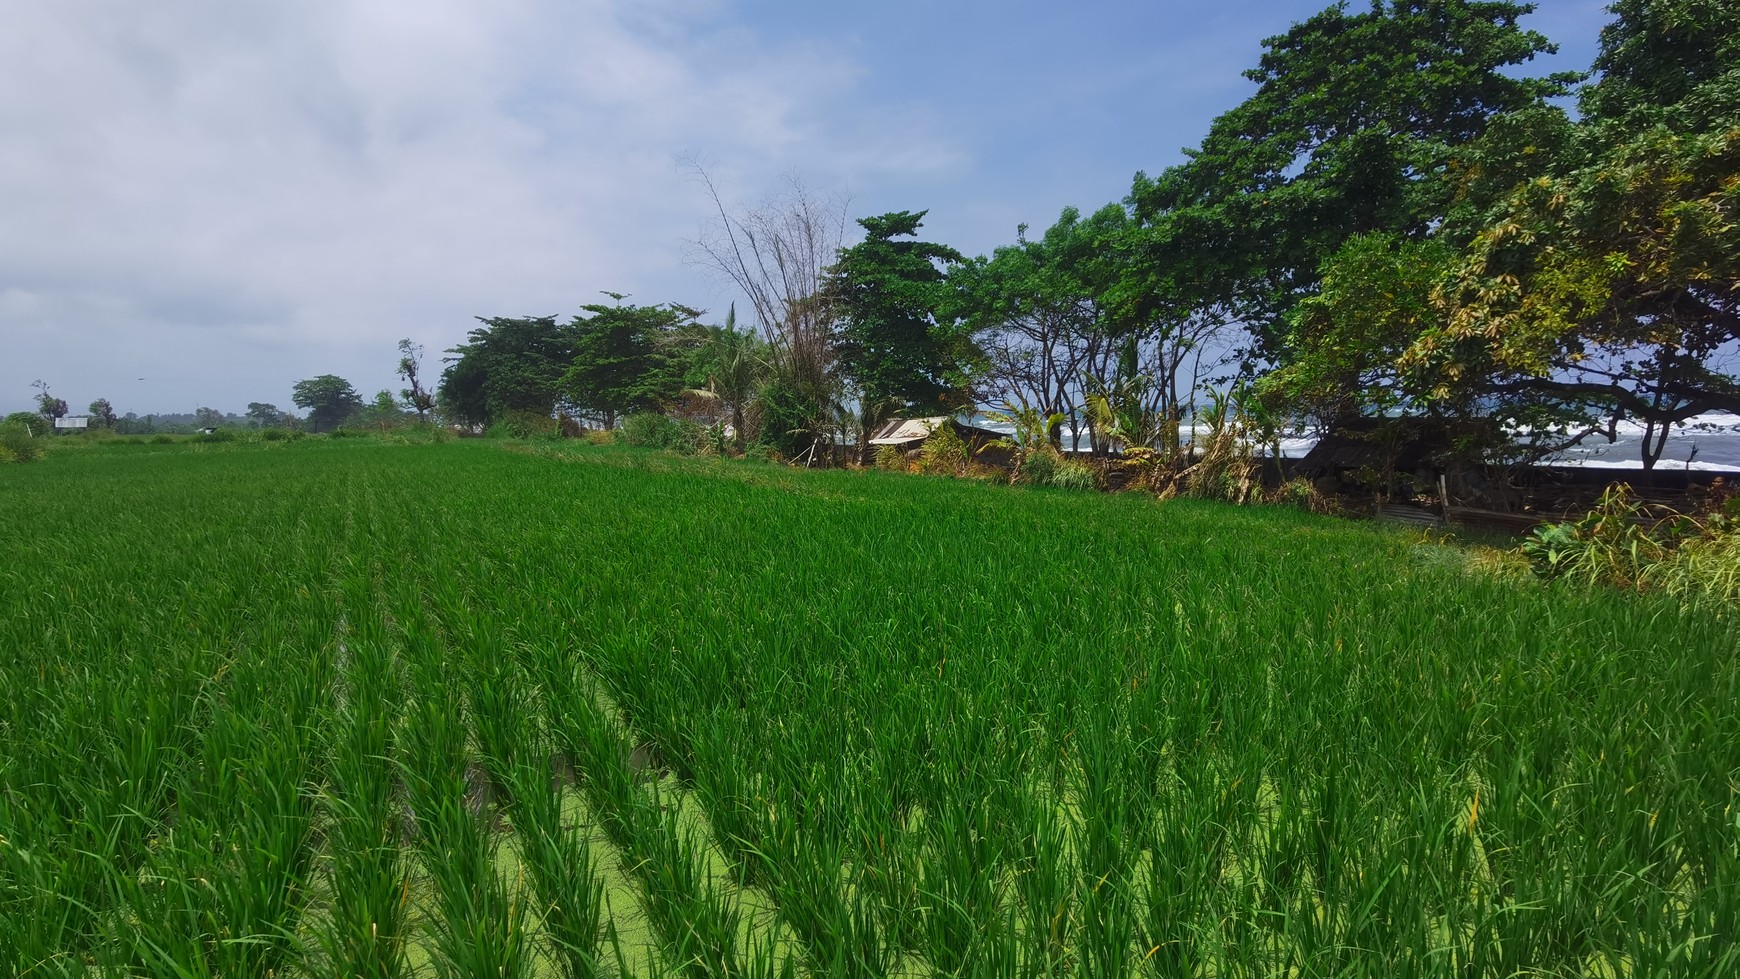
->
[868,416,949,445]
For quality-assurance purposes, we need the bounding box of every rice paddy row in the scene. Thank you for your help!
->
[1,438,1734,977]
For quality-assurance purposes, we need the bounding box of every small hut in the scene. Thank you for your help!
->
[867,416,1012,464]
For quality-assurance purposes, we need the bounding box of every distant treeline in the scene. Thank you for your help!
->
[21,1,1738,473]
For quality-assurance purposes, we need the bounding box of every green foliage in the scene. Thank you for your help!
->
[561,298,700,426]
[825,210,973,414]
[396,339,437,419]
[0,422,41,463]
[873,444,906,471]
[1017,445,1059,486]
[617,412,680,449]
[1524,483,1740,610]
[1264,233,1457,422]
[291,374,365,433]
[691,306,766,450]
[754,372,827,459]
[440,315,575,427]
[919,422,971,477]
[1130,0,1570,348]
[486,412,557,440]
[31,380,68,422]
[87,398,116,428]
[7,441,1735,975]
[1045,458,1096,491]
[1521,484,1670,588]
[1395,1,1740,465]
[1644,530,1740,610]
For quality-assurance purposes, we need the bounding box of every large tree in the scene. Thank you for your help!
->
[955,205,1137,452]
[31,380,67,422]
[292,375,365,433]
[825,210,971,425]
[1405,0,1740,466]
[1130,0,1572,360]
[246,402,286,428]
[86,398,116,428]
[559,296,700,429]
[437,316,576,427]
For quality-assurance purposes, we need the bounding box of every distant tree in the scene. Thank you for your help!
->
[292,375,365,432]
[688,164,850,450]
[363,389,406,429]
[194,407,224,429]
[246,402,284,428]
[31,380,67,422]
[954,206,1131,452]
[438,316,575,427]
[560,294,700,429]
[397,339,437,420]
[87,398,117,428]
[825,210,973,437]
[691,305,766,450]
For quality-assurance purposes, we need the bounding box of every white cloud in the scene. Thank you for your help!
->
[0,0,965,413]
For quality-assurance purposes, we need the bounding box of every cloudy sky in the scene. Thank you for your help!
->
[1,0,1607,417]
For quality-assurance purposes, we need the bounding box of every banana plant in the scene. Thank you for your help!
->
[980,398,1067,484]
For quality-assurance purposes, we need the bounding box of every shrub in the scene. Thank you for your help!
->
[150,434,176,444]
[920,424,970,477]
[0,422,39,463]
[755,375,824,459]
[583,429,615,447]
[874,445,906,472]
[1047,459,1098,491]
[261,428,289,442]
[619,412,680,449]
[197,429,236,443]
[1520,485,1665,588]
[668,419,706,456]
[487,412,557,440]
[1018,448,1059,487]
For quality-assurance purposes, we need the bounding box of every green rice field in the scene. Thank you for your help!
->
[2,439,1735,977]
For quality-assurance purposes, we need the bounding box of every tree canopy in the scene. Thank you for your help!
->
[825,210,972,417]
[560,297,702,428]
[291,375,364,433]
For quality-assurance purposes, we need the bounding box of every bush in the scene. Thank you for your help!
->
[919,424,970,476]
[1520,485,1665,588]
[756,376,824,459]
[1047,459,1098,491]
[0,422,40,463]
[874,444,906,472]
[3,411,44,432]
[668,419,706,456]
[197,429,236,443]
[150,434,177,444]
[261,428,289,441]
[583,428,615,446]
[1643,531,1740,609]
[1018,448,1059,486]
[487,412,557,440]
[619,412,680,449]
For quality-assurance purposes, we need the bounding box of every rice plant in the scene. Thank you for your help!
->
[2,438,1735,977]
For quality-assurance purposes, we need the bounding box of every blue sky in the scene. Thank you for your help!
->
[0,0,1609,417]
